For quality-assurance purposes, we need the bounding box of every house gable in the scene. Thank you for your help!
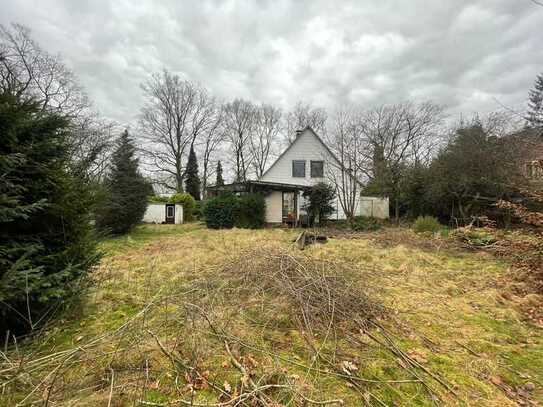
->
[259,127,346,186]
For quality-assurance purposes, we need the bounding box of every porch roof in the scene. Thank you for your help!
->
[207,180,310,194]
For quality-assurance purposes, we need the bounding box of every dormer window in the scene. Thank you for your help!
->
[310,160,324,177]
[292,160,306,177]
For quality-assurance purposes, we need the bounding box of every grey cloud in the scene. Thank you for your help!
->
[1,0,542,125]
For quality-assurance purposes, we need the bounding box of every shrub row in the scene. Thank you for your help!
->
[203,193,266,229]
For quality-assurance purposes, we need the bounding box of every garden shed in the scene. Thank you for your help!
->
[143,204,183,224]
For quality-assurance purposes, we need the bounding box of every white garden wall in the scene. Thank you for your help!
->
[360,197,389,219]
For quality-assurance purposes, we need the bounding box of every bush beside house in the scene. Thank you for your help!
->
[234,193,266,229]
[203,193,266,229]
[302,182,336,226]
[203,194,238,229]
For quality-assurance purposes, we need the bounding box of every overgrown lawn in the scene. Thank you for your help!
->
[1,224,541,406]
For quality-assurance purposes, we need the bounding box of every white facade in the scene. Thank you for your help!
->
[259,128,367,221]
[143,204,183,224]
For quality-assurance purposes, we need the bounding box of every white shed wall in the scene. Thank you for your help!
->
[143,204,165,223]
[143,204,184,224]
[174,204,183,224]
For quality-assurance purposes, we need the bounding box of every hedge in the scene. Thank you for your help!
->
[203,194,238,229]
[235,193,266,229]
[203,193,266,229]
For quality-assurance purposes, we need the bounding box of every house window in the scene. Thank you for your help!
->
[310,160,324,177]
[292,160,306,177]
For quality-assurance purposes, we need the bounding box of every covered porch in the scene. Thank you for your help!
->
[207,180,310,226]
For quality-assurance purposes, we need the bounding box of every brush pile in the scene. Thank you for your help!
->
[223,248,382,332]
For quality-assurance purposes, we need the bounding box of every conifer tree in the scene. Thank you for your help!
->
[185,146,201,200]
[526,73,543,127]
[0,91,99,334]
[96,130,148,234]
[215,160,224,187]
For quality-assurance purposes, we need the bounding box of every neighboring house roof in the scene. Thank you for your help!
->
[259,126,363,186]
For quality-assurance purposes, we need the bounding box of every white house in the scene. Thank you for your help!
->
[209,127,389,225]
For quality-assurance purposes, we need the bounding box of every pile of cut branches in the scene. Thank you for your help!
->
[223,248,382,331]
[216,248,459,403]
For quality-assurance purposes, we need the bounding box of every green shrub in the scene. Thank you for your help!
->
[412,216,441,234]
[148,195,169,203]
[203,194,238,229]
[203,193,266,229]
[169,193,196,221]
[235,193,266,229]
[194,200,204,220]
[351,216,382,232]
[302,182,336,225]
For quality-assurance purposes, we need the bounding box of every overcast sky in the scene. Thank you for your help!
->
[1,0,542,125]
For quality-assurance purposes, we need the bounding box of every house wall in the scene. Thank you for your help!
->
[143,204,166,223]
[259,128,362,220]
[264,191,282,223]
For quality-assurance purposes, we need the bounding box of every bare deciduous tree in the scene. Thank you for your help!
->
[223,99,256,182]
[139,71,216,192]
[284,101,327,144]
[0,23,90,118]
[71,115,118,181]
[0,23,114,180]
[197,105,226,197]
[360,102,444,220]
[250,103,282,178]
[326,107,364,222]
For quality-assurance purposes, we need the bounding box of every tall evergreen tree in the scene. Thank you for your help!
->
[215,160,224,187]
[526,73,543,127]
[96,130,148,234]
[185,146,201,200]
[0,91,99,334]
